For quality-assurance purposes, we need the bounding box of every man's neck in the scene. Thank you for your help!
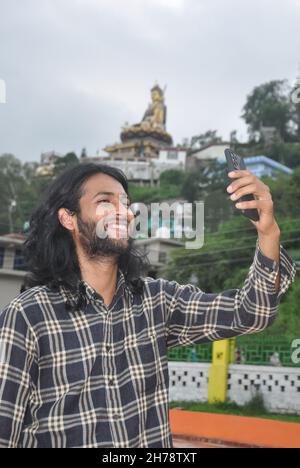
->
[78,251,119,307]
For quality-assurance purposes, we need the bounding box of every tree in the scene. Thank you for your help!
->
[0,154,25,233]
[264,167,300,221]
[181,160,234,231]
[263,142,300,168]
[190,130,222,150]
[160,169,185,187]
[163,206,300,298]
[291,78,300,141]
[242,80,294,143]
[181,171,202,203]
[53,152,79,176]
[0,154,53,235]
[262,277,300,337]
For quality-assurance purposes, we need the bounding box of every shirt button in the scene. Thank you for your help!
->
[109,379,114,386]
[106,345,112,352]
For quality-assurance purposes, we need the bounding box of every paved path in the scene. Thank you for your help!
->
[172,435,249,448]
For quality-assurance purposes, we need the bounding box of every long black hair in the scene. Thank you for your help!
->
[23,163,149,296]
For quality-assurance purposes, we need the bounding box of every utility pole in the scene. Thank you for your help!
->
[3,167,18,234]
[8,199,17,233]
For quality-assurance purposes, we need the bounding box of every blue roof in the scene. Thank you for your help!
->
[244,155,293,175]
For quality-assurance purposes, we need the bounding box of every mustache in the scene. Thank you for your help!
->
[101,216,129,230]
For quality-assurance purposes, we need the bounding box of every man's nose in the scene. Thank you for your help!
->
[117,201,134,221]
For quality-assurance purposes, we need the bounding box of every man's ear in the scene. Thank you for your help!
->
[58,208,76,231]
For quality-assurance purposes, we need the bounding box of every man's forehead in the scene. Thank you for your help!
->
[82,173,127,197]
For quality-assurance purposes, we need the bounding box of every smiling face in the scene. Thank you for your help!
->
[74,172,135,258]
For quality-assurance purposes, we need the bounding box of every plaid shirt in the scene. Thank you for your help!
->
[0,240,297,448]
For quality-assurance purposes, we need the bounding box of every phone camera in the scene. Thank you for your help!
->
[233,156,239,169]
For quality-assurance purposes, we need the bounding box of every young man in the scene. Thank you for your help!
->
[0,163,296,448]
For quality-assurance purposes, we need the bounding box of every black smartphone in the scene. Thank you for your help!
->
[224,148,260,222]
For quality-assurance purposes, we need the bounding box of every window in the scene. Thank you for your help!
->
[14,249,27,271]
[167,151,178,160]
[158,252,167,264]
[0,247,4,268]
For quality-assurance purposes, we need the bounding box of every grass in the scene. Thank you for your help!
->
[169,399,300,424]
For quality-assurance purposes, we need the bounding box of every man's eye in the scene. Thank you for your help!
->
[96,199,131,208]
[119,200,131,209]
[97,200,111,205]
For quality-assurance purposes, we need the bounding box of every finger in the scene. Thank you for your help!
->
[228,170,252,178]
[235,199,272,210]
[230,185,272,201]
[227,176,255,193]
[229,184,257,201]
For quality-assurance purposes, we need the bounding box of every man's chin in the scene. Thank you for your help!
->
[108,237,130,249]
[94,236,131,256]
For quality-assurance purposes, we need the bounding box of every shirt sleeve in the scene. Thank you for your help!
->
[162,240,297,349]
[0,300,37,448]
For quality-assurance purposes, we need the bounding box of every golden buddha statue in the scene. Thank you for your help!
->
[140,84,166,131]
[121,84,172,145]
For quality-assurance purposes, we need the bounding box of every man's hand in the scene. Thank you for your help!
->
[227,170,280,237]
[227,169,281,291]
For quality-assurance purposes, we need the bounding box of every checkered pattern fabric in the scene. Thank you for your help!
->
[0,240,296,447]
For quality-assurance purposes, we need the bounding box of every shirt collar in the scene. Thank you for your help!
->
[59,269,133,310]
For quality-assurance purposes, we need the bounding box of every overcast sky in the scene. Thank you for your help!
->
[0,0,299,162]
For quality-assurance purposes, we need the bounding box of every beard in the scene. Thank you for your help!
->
[77,214,132,259]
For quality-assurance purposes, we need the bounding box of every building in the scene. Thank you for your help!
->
[188,146,294,180]
[82,147,187,185]
[244,155,293,178]
[36,151,63,176]
[158,147,186,170]
[0,234,26,309]
[82,156,161,185]
[186,143,230,171]
[134,238,184,278]
[190,143,230,162]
